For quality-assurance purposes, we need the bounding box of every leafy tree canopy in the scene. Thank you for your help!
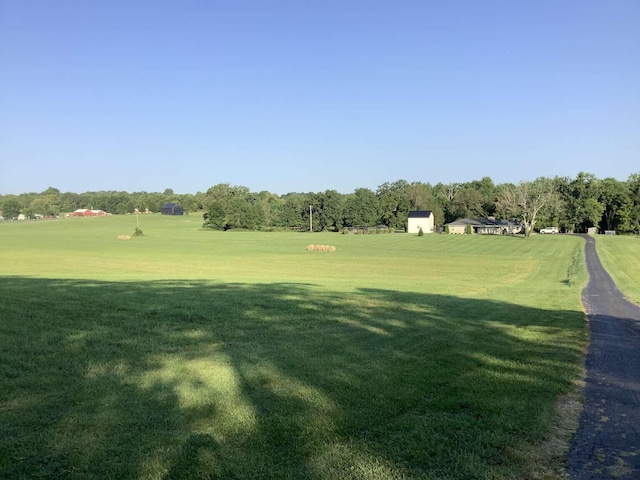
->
[3,172,639,234]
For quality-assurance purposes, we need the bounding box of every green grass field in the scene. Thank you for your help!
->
[594,235,640,305]
[0,216,589,479]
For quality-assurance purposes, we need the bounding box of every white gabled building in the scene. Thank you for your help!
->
[407,210,434,234]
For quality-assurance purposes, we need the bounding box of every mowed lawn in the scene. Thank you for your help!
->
[0,216,588,479]
[594,234,640,305]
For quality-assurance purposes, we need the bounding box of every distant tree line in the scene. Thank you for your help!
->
[2,173,640,234]
[0,188,204,219]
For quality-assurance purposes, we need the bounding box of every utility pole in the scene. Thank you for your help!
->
[309,205,313,232]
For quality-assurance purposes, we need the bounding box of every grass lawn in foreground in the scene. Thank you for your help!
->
[594,234,640,305]
[0,216,588,479]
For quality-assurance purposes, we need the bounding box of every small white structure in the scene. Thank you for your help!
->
[407,210,434,234]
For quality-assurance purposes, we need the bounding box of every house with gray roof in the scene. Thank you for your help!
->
[445,217,521,235]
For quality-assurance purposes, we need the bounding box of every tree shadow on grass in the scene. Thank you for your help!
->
[0,277,586,479]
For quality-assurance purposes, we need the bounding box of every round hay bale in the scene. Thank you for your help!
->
[307,244,315,251]
[321,245,329,252]
[328,245,336,252]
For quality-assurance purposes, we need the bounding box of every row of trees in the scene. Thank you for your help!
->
[196,173,640,235]
[2,173,640,234]
[0,188,204,219]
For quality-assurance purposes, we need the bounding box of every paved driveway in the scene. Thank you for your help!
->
[568,235,640,479]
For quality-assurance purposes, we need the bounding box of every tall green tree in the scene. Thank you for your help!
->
[343,188,378,227]
[203,183,249,210]
[177,193,203,214]
[433,182,461,223]
[377,180,410,230]
[257,191,283,228]
[201,184,264,230]
[557,172,603,233]
[1,198,21,219]
[312,190,344,231]
[203,202,226,230]
[626,173,640,233]
[277,193,310,230]
[226,194,265,230]
[467,177,497,216]
[405,182,431,210]
[37,187,62,216]
[598,178,633,232]
[59,192,85,212]
[449,187,484,220]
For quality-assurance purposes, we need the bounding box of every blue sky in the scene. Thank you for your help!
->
[1,0,638,195]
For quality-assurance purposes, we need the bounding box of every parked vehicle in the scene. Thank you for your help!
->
[539,226,559,234]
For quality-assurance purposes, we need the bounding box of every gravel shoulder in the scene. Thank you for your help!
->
[568,235,640,479]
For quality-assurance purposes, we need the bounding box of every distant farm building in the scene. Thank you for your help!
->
[69,209,107,217]
[407,211,435,234]
[445,218,521,235]
[161,203,184,215]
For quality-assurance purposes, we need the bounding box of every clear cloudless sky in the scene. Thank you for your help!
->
[1,0,638,195]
